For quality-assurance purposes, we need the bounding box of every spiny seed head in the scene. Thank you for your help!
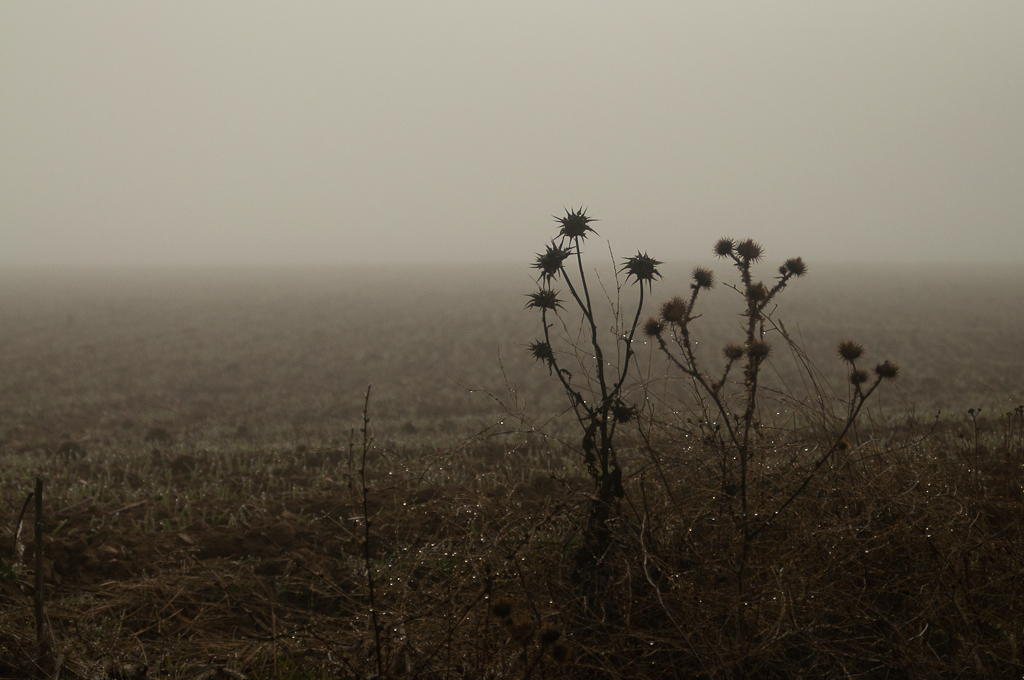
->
[837,439,850,451]
[528,341,554,364]
[837,341,865,363]
[556,207,596,240]
[784,257,807,277]
[660,296,689,324]
[735,239,764,262]
[533,244,571,282]
[491,596,513,619]
[539,624,562,646]
[747,282,769,302]
[525,289,562,311]
[551,642,570,664]
[714,237,735,257]
[874,360,900,380]
[723,343,745,361]
[850,368,870,385]
[642,317,664,337]
[621,252,663,288]
[692,266,715,290]
[747,340,771,361]
[612,402,638,424]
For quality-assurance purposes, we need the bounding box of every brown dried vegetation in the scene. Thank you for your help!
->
[0,264,1023,678]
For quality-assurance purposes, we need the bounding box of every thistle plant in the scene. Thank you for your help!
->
[643,237,900,601]
[527,208,659,575]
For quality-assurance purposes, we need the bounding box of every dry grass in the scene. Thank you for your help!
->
[2,412,1023,678]
[1,265,1023,678]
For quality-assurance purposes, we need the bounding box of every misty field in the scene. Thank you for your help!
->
[1,262,1023,678]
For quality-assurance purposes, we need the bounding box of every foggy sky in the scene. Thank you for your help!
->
[2,2,1022,267]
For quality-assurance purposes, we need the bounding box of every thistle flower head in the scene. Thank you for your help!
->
[612,401,638,424]
[736,239,764,262]
[533,244,571,282]
[783,257,807,277]
[660,296,689,323]
[714,237,735,257]
[874,360,900,380]
[555,207,596,240]
[692,266,715,290]
[621,252,663,289]
[525,289,562,311]
[528,340,555,365]
[747,340,771,361]
[723,343,745,361]
[837,340,865,363]
[642,317,664,337]
[850,368,870,385]
[747,282,769,302]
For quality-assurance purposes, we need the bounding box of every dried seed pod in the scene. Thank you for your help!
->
[747,282,769,302]
[692,266,715,290]
[621,252,663,287]
[874,360,900,380]
[837,341,865,363]
[747,340,771,361]
[643,317,664,337]
[556,207,597,239]
[525,289,562,311]
[660,297,688,324]
[723,343,745,361]
[784,257,807,277]
[714,237,735,257]
[533,245,572,282]
[735,239,764,262]
[528,341,554,365]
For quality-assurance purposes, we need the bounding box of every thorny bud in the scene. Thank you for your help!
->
[660,296,689,324]
[556,207,596,240]
[784,257,807,277]
[714,237,735,257]
[723,343,745,361]
[532,244,572,282]
[692,266,715,290]
[850,368,871,386]
[525,289,562,311]
[612,401,638,424]
[642,317,664,337]
[747,340,771,361]
[874,360,900,380]
[621,252,663,288]
[837,340,865,363]
[747,282,769,302]
[735,239,764,262]
[528,341,554,365]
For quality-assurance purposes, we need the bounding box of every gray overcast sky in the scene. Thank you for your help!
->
[2,2,1022,266]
